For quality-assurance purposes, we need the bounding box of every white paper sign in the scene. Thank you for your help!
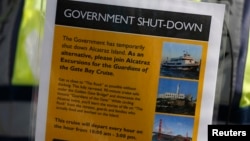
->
[35,0,225,141]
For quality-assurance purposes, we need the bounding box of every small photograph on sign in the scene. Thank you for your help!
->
[152,114,194,141]
[160,42,202,80]
[155,78,198,116]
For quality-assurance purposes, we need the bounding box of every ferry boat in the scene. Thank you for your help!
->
[161,51,200,71]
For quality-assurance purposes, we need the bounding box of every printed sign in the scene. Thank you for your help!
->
[35,0,225,141]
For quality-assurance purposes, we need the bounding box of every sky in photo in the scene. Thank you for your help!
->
[162,42,202,61]
[157,78,198,99]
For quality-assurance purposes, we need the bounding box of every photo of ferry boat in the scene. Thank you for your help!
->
[160,42,202,80]
[161,51,200,71]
